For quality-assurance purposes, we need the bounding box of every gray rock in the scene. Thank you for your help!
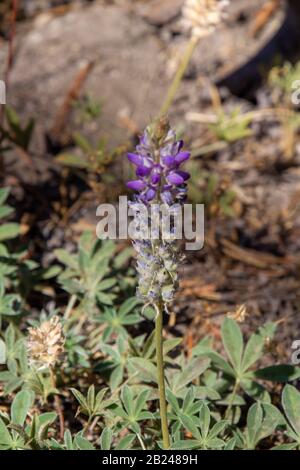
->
[1,3,169,156]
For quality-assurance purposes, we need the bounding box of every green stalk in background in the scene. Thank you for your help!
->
[159,36,199,118]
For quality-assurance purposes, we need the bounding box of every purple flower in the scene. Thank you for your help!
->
[126,119,190,205]
[127,180,147,191]
[126,118,190,308]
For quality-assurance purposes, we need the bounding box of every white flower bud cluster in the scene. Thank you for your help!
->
[182,0,229,39]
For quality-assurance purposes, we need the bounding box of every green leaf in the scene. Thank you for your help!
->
[242,333,264,372]
[100,427,112,450]
[122,385,134,416]
[118,297,141,317]
[70,388,87,413]
[74,435,95,450]
[221,318,243,372]
[0,418,13,449]
[253,365,300,383]
[199,404,210,439]
[206,351,235,377]
[282,384,300,438]
[55,153,89,169]
[97,278,117,291]
[258,404,283,442]
[171,439,200,450]
[180,414,201,440]
[208,420,229,439]
[129,357,157,383]
[0,205,13,219]
[11,390,34,426]
[0,223,20,241]
[116,433,136,450]
[110,364,124,390]
[163,338,182,356]
[73,132,92,152]
[247,403,263,448]
[0,188,10,206]
[64,429,74,450]
[173,357,210,393]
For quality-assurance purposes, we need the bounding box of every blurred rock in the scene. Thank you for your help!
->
[0,3,169,159]
[137,0,184,26]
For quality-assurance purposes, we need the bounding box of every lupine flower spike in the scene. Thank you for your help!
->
[127,117,190,449]
[127,117,190,309]
[27,316,65,370]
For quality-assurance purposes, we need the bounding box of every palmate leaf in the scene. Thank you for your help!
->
[55,233,118,309]
[245,402,283,449]
[176,403,228,450]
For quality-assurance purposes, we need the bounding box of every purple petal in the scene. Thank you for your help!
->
[127,180,146,191]
[167,172,185,185]
[162,155,175,167]
[176,170,190,181]
[136,165,151,177]
[145,188,156,201]
[151,169,161,184]
[175,151,190,165]
[127,153,143,166]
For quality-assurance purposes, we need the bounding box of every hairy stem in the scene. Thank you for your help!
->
[159,35,199,118]
[64,294,77,319]
[49,366,65,440]
[155,304,170,449]
[225,379,239,422]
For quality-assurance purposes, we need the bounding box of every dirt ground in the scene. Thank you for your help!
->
[1,0,300,359]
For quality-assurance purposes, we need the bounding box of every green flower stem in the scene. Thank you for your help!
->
[64,294,77,319]
[159,35,199,118]
[155,303,170,449]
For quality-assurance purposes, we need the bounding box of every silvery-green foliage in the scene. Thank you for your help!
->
[170,402,229,450]
[234,402,284,449]
[0,390,56,450]
[111,385,152,435]
[0,209,299,450]
[55,232,118,311]
[49,430,95,451]
[273,385,300,450]
[92,297,142,343]
[193,318,300,404]
[55,231,133,313]
[71,385,116,421]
